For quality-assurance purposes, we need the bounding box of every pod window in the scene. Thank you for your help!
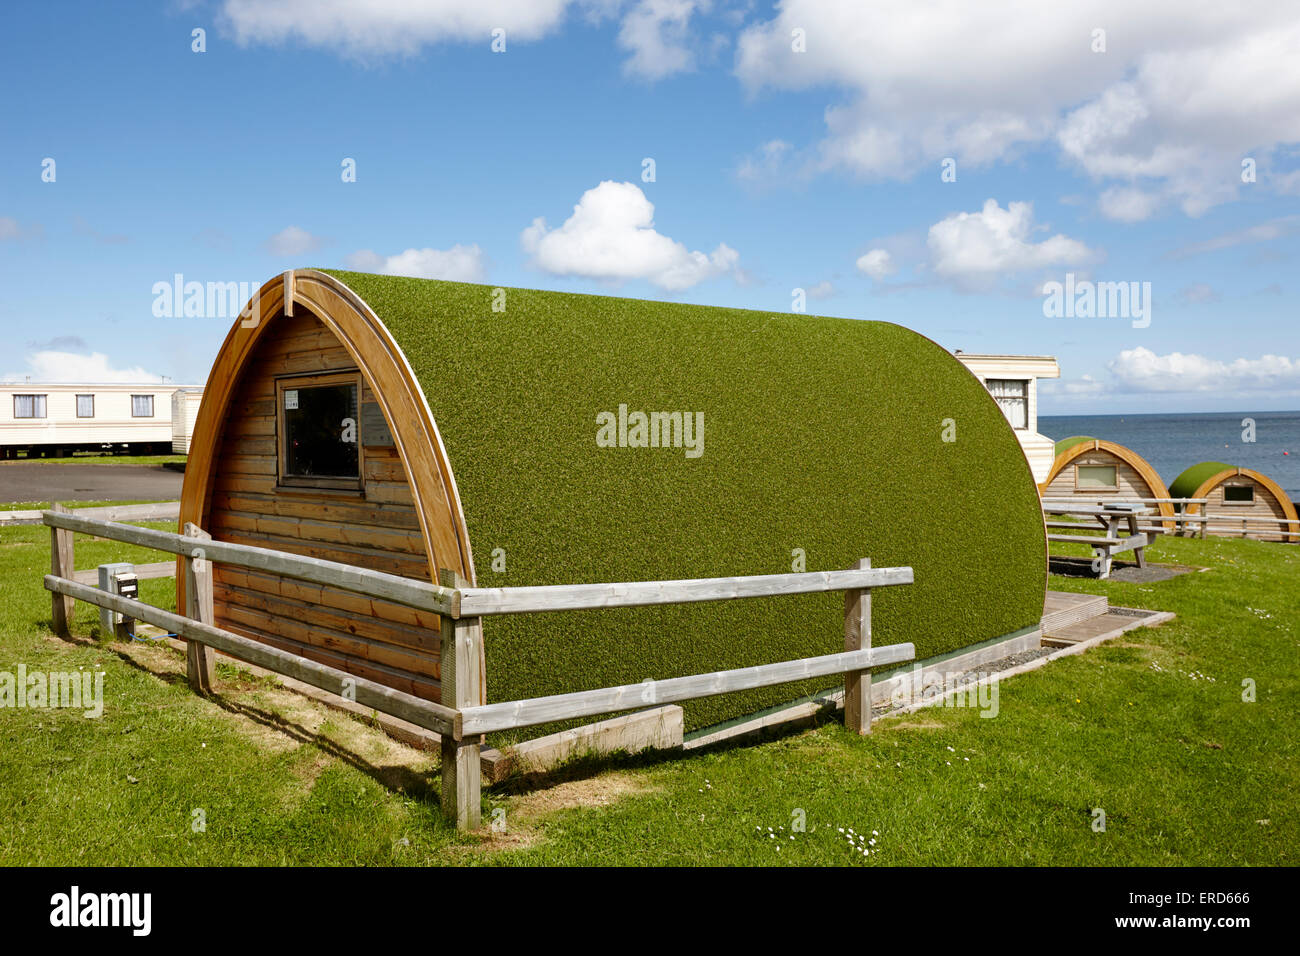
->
[276,373,363,490]
[1223,484,1254,504]
[1076,464,1117,491]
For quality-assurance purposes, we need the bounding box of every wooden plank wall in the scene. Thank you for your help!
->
[204,310,443,701]
[1041,449,1155,501]
[1203,477,1290,541]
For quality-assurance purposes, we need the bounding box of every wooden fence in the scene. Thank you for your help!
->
[41,509,915,830]
[1,500,180,527]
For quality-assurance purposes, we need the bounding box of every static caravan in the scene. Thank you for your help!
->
[1040,436,1176,529]
[1170,462,1298,543]
[953,353,1061,484]
[171,388,204,453]
[179,270,1048,730]
[0,382,200,458]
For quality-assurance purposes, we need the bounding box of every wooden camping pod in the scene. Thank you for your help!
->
[1170,463,1298,543]
[180,269,1048,720]
[1039,437,1177,530]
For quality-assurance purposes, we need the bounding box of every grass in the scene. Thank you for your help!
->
[0,453,186,467]
[324,270,1046,729]
[0,521,1294,865]
[0,499,161,512]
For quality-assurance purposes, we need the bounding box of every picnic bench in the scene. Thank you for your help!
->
[1044,503,1153,579]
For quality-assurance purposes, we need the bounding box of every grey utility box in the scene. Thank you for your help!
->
[97,562,139,639]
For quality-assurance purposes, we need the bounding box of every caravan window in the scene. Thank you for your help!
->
[13,394,47,419]
[131,394,154,417]
[76,394,95,418]
[986,379,1028,430]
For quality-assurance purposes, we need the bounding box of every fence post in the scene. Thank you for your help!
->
[183,523,216,693]
[843,557,872,735]
[49,502,75,637]
[439,568,484,830]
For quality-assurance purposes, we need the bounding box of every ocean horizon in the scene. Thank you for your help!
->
[1038,410,1300,499]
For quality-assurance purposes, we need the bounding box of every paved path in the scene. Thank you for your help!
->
[0,464,183,503]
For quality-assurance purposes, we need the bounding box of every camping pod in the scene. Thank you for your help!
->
[1169,462,1298,543]
[179,269,1047,731]
[1040,436,1177,530]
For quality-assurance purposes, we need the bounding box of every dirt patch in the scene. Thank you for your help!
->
[886,719,945,731]
[457,824,544,856]
[455,772,660,857]
[510,771,659,819]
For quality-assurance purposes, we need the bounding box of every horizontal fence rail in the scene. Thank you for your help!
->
[1,500,180,527]
[43,573,461,738]
[459,642,916,735]
[1042,497,1207,507]
[43,509,458,616]
[457,566,915,616]
[1042,497,1297,541]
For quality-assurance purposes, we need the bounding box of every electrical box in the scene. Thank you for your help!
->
[97,562,138,639]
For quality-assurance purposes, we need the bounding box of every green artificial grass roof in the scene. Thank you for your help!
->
[1170,461,1236,500]
[1053,435,1096,457]
[324,270,1047,731]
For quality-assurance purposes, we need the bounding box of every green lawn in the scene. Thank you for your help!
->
[0,522,1295,866]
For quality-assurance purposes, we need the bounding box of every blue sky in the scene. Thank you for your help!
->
[1,0,1297,414]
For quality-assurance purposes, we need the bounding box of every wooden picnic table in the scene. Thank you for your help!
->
[1043,503,1154,579]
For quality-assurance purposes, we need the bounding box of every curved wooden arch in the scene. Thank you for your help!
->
[1040,439,1176,529]
[1182,466,1299,543]
[178,269,475,613]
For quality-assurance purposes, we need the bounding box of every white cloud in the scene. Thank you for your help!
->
[346,244,487,282]
[1175,282,1219,305]
[5,351,163,384]
[0,216,42,241]
[805,280,834,299]
[855,249,897,280]
[734,2,1300,213]
[1041,374,1105,397]
[265,225,327,257]
[521,180,740,290]
[736,139,795,185]
[1097,186,1161,223]
[927,199,1096,281]
[618,0,701,80]
[1167,215,1300,259]
[1109,347,1300,392]
[220,0,577,57]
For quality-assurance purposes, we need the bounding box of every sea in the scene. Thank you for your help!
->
[1038,411,1300,500]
